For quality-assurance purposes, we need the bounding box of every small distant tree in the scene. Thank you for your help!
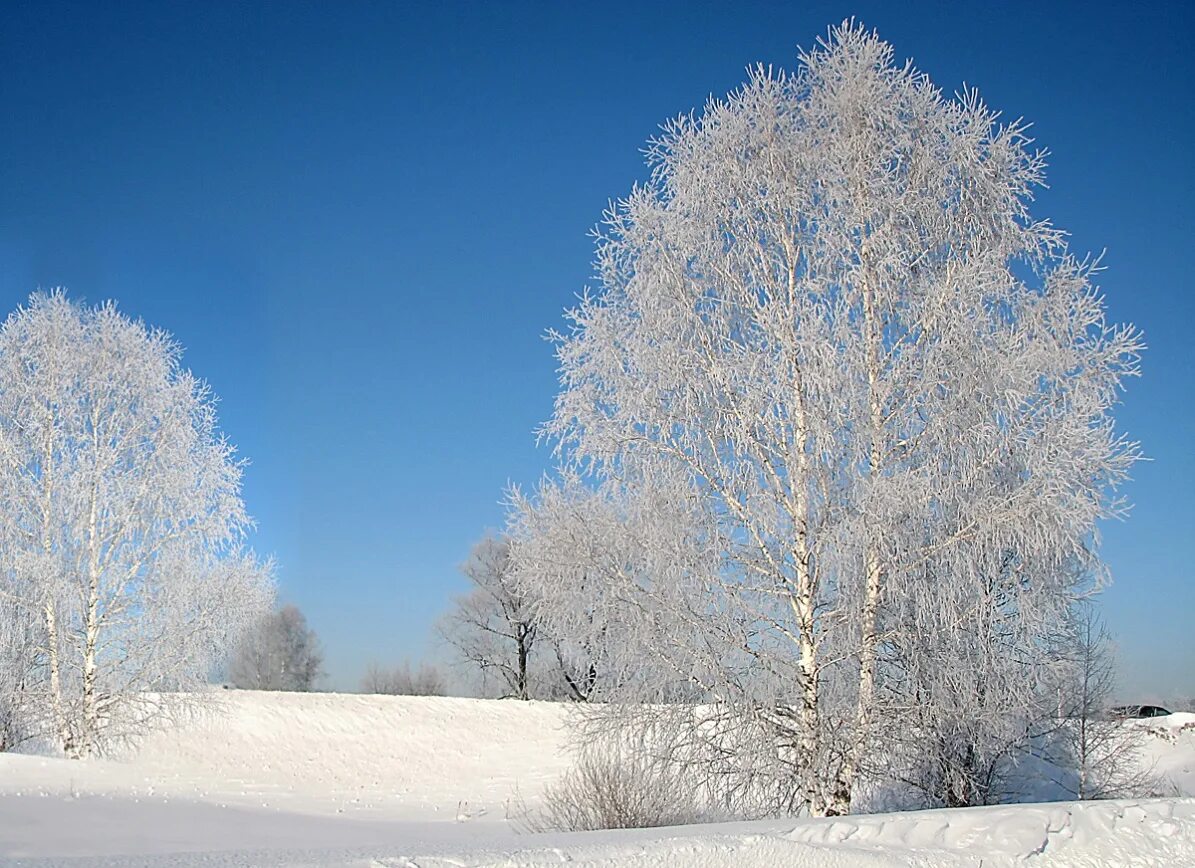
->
[507,479,708,709]
[230,604,323,692]
[0,597,39,751]
[551,639,600,703]
[1057,604,1153,799]
[360,663,393,695]
[360,661,445,696]
[439,534,607,701]
[439,536,540,699]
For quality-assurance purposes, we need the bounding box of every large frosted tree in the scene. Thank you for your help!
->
[509,22,1141,816]
[0,291,274,756]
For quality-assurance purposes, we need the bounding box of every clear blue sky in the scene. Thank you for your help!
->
[2,1,1191,696]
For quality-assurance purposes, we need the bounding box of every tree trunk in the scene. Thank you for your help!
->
[80,583,100,757]
[779,316,825,817]
[790,542,822,815]
[43,601,73,756]
[516,628,529,700]
[830,549,882,815]
[793,591,823,815]
[830,259,887,817]
[79,416,103,757]
[40,417,74,756]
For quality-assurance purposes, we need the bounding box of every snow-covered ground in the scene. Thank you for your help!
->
[1,691,1192,866]
[0,691,574,820]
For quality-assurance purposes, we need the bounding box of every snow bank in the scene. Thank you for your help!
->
[0,690,576,818]
[407,799,1195,867]
[2,692,1193,866]
[3,794,1188,867]
[1128,711,1195,795]
[412,798,1195,867]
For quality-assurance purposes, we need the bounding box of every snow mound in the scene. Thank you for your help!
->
[787,798,1195,865]
[2,692,1194,866]
[0,690,576,818]
[409,798,1195,868]
[1129,711,1195,795]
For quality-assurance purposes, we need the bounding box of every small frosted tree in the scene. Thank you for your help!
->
[0,291,274,756]
[0,596,39,751]
[883,554,1078,808]
[439,533,606,701]
[1054,603,1154,799]
[229,604,323,692]
[507,479,689,707]
[439,536,539,699]
[510,22,1141,816]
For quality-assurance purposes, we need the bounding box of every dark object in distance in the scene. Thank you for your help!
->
[1109,704,1172,719]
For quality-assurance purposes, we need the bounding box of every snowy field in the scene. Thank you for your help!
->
[0,691,1192,866]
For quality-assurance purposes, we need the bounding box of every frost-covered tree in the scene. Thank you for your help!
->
[439,536,539,699]
[439,534,609,701]
[0,291,274,756]
[884,554,1077,807]
[0,596,39,751]
[507,480,697,707]
[1054,603,1153,800]
[509,22,1141,816]
[230,604,323,692]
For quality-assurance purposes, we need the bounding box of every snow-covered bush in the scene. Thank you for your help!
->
[523,738,708,832]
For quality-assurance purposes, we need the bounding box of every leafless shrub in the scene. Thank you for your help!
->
[521,738,707,832]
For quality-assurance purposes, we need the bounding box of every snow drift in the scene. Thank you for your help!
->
[0,692,1192,866]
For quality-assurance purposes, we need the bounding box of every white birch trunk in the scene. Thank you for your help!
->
[80,426,101,756]
[831,263,887,816]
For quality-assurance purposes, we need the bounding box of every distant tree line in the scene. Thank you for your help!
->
[360,661,445,696]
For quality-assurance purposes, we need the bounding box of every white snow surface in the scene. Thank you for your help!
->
[5,690,575,819]
[0,692,1192,866]
[1128,711,1195,796]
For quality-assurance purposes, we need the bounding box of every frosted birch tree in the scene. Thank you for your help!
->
[0,291,274,756]
[509,22,1141,816]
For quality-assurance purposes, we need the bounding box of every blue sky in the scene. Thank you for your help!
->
[2,1,1191,695]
